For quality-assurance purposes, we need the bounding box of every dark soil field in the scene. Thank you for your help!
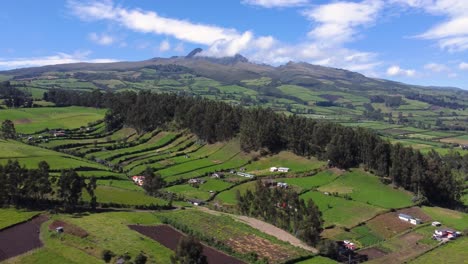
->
[358,247,388,260]
[129,224,245,264]
[0,214,48,262]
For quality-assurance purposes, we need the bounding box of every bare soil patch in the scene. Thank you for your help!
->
[440,137,468,145]
[358,247,388,260]
[49,220,88,238]
[226,235,291,262]
[368,233,430,264]
[14,119,32,124]
[129,224,244,264]
[367,212,414,239]
[0,214,48,262]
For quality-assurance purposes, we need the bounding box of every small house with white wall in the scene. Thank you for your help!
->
[278,167,290,173]
[270,167,278,172]
[398,213,422,225]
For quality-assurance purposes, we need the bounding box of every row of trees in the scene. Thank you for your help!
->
[45,89,465,206]
[0,160,97,211]
[0,81,33,108]
[237,181,323,246]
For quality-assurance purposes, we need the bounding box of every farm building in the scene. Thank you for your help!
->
[434,228,457,237]
[343,240,357,251]
[278,167,290,172]
[188,199,204,206]
[237,172,254,178]
[277,182,288,188]
[188,178,205,185]
[398,213,422,225]
[211,172,224,178]
[431,221,441,227]
[132,176,145,186]
[270,167,278,172]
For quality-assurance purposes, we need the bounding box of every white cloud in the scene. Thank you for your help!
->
[69,0,382,75]
[69,0,245,52]
[459,62,468,70]
[303,0,383,44]
[242,0,308,8]
[159,40,171,52]
[424,63,449,72]
[88,32,115,45]
[386,65,416,77]
[393,0,468,52]
[0,51,117,69]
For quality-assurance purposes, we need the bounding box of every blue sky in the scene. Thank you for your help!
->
[1,0,468,89]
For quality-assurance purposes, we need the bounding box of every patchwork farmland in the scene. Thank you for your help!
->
[0,104,466,264]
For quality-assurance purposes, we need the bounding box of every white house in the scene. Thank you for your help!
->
[278,167,290,173]
[237,172,254,178]
[398,213,422,225]
[277,182,289,188]
[270,167,278,172]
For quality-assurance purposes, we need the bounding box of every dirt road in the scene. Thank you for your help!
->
[197,207,318,253]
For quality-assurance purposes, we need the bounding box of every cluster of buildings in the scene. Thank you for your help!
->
[269,167,290,173]
[342,240,357,251]
[261,179,289,189]
[397,213,462,242]
[132,176,145,186]
[433,227,461,241]
[188,178,206,185]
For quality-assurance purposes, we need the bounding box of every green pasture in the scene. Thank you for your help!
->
[300,191,383,228]
[0,106,105,134]
[0,208,40,230]
[6,212,173,264]
[318,170,413,209]
[245,151,325,175]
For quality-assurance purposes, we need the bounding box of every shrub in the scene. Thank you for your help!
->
[101,249,114,263]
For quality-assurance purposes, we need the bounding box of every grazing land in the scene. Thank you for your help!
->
[0,208,40,230]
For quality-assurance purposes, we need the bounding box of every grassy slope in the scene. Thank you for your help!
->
[0,208,39,230]
[318,170,413,209]
[0,139,109,170]
[0,107,106,134]
[5,212,173,264]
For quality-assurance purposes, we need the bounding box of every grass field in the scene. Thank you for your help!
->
[0,208,39,230]
[295,256,337,264]
[82,186,167,206]
[215,181,257,204]
[245,151,326,175]
[318,170,413,209]
[5,212,173,264]
[278,170,339,191]
[421,206,468,230]
[410,237,468,264]
[300,191,384,228]
[0,107,106,134]
[0,139,109,170]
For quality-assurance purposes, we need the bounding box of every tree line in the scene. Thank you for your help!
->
[237,180,323,246]
[45,89,465,207]
[0,81,33,108]
[0,160,97,212]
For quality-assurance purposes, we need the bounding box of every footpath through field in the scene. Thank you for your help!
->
[197,207,318,253]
